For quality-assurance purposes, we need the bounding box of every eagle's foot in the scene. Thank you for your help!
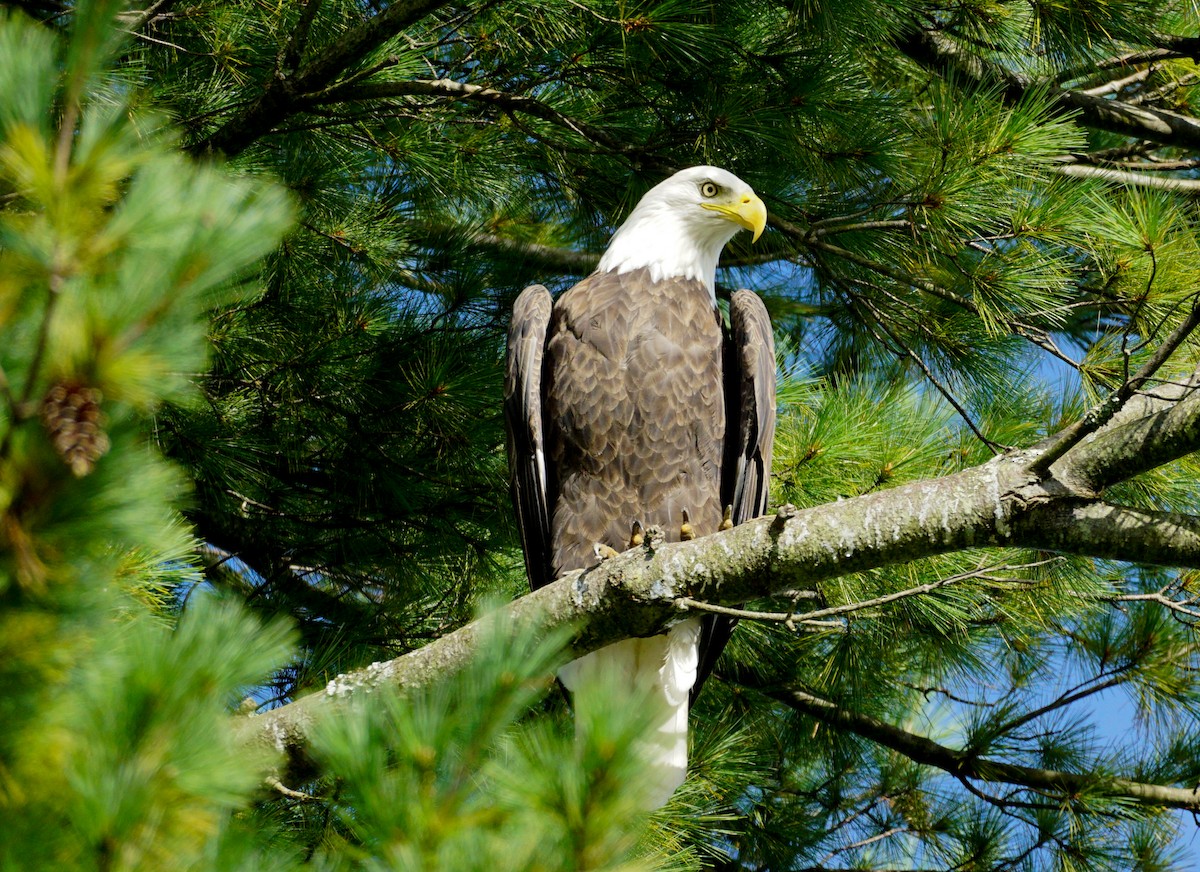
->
[642,525,665,551]
[593,542,619,561]
[719,504,734,531]
[680,508,696,541]
[629,519,644,548]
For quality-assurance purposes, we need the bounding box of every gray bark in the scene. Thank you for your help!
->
[245,368,1200,774]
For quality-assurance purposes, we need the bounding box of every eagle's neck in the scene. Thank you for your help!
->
[596,206,737,300]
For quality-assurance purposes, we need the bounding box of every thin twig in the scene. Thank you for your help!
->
[803,236,1079,369]
[1053,162,1200,194]
[305,77,645,159]
[853,291,1003,453]
[956,774,1093,817]
[808,219,919,238]
[987,671,1131,742]
[191,0,463,156]
[819,827,909,864]
[676,561,1049,628]
[900,681,998,707]
[1054,49,1179,85]
[1028,289,1200,476]
[1072,158,1200,172]
[266,776,321,802]
[122,0,177,34]
[121,29,203,52]
[764,685,1200,812]
[1128,73,1200,106]
[1079,65,1155,97]
[1082,590,1200,621]
[673,597,841,629]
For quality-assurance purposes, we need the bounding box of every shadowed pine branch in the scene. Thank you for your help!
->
[897,27,1200,150]
[190,0,456,156]
[763,686,1200,812]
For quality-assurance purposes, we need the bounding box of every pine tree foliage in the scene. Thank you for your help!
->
[5,0,1200,868]
[305,615,664,870]
[0,4,298,866]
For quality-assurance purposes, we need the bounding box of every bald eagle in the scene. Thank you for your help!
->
[504,166,776,807]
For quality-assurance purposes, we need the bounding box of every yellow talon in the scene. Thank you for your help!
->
[719,505,734,531]
[630,519,644,548]
[594,543,619,560]
[680,509,695,541]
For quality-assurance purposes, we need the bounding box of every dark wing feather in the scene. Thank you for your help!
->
[504,284,555,590]
[693,289,776,700]
[726,289,776,524]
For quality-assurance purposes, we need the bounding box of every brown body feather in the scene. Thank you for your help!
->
[544,268,726,577]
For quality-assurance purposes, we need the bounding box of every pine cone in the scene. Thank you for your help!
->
[40,383,110,477]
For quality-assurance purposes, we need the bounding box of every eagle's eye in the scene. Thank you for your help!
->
[699,181,720,198]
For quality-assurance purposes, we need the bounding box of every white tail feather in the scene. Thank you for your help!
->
[558,618,701,808]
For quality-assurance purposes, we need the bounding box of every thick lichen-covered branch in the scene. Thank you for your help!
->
[1030,307,1200,475]
[1052,375,1200,491]
[247,379,1200,768]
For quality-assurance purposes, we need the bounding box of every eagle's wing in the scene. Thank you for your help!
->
[504,284,554,590]
[727,289,776,524]
[693,289,776,699]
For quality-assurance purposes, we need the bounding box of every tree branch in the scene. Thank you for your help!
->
[304,78,640,156]
[1015,502,1200,567]
[120,0,178,35]
[677,560,1046,628]
[457,230,600,274]
[897,27,1200,150]
[1055,45,1197,86]
[190,0,456,156]
[244,378,1200,766]
[1109,590,1200,621]
[767,686,1200,812]
[413,222,794,277]
[802,236,1082,369]
[1051,162,1200,194]
[851,290,1001,452]
[1048,370,1200,491]
[1078,65,1155,98]
[1029,297,1200,475]
[1149,33,1200,59]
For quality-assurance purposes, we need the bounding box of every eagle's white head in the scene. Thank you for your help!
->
[597,166,767,297]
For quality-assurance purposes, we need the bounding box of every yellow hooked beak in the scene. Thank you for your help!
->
[702,192,767,243]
